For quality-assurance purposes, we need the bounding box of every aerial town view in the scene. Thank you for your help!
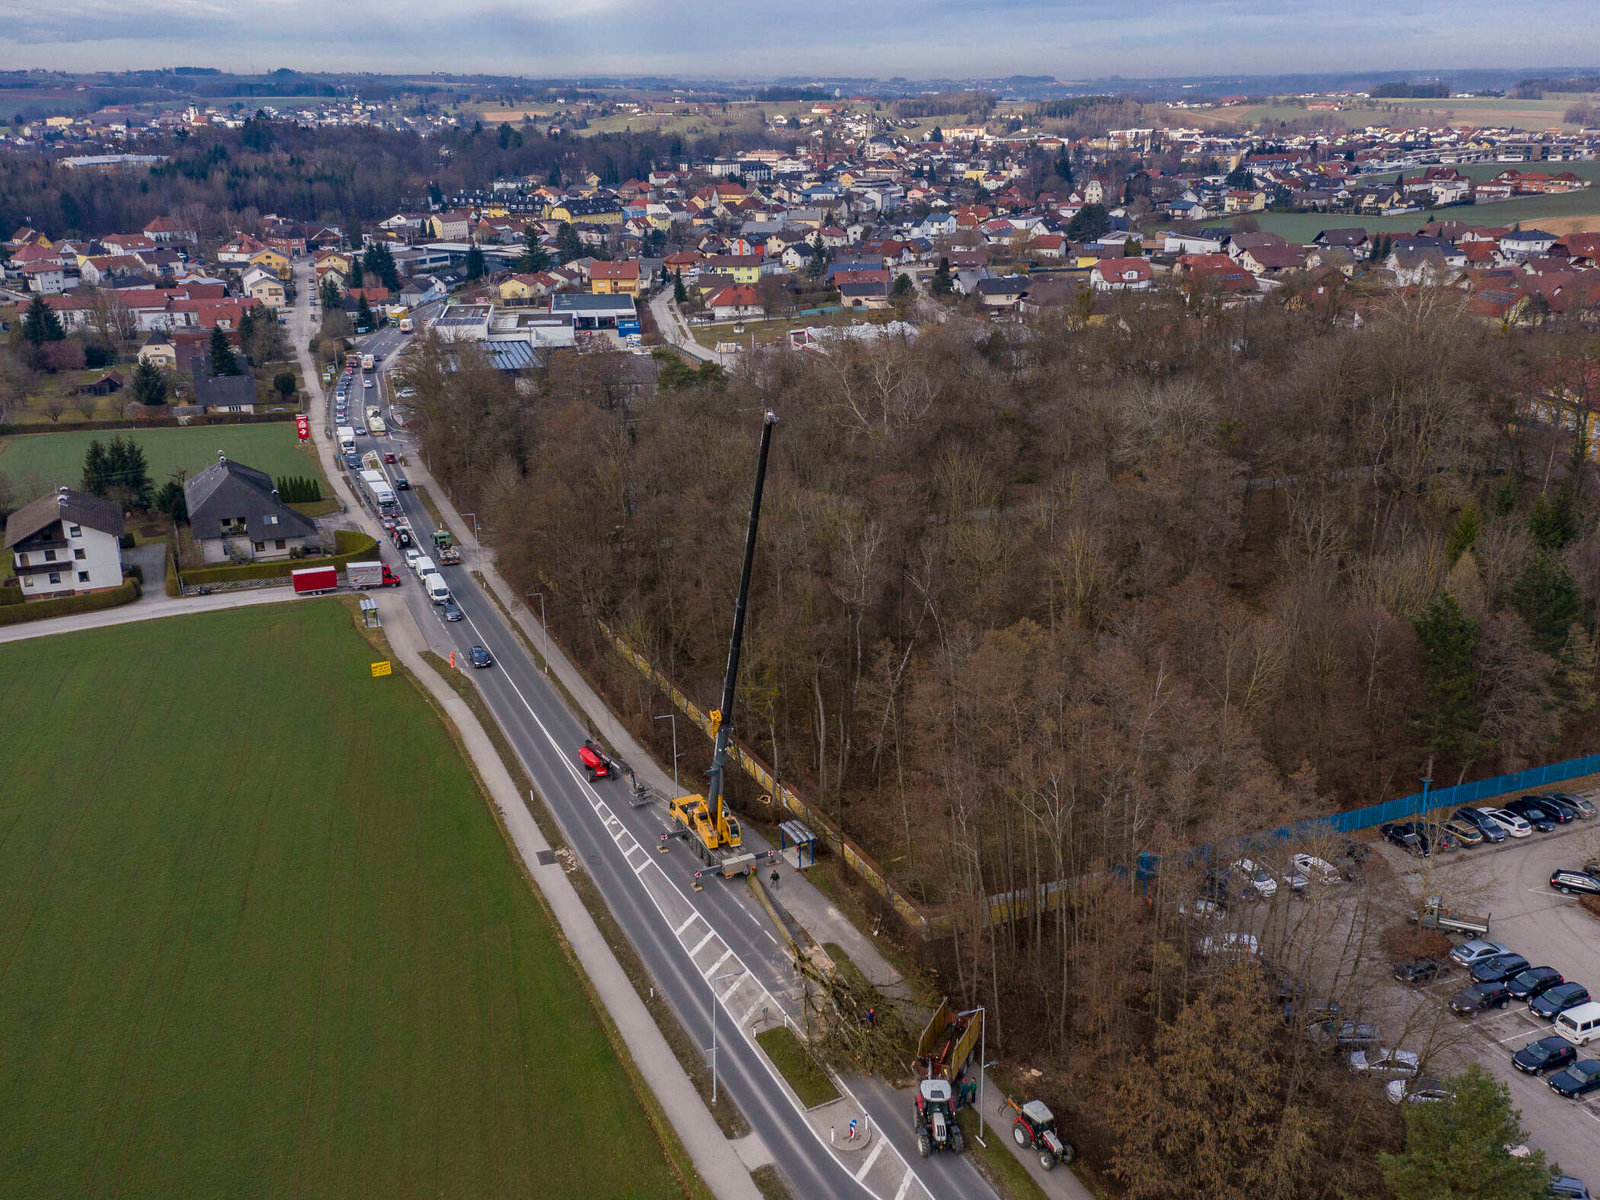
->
[6,5,1600,1199]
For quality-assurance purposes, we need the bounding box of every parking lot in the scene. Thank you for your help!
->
[1364,802,1600,1180]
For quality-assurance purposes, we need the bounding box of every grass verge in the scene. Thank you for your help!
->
[750,1164,797,1200]
[955,1110,1057,1200]
[755,1026,840,1108]
[413,481,446,530]
[418,648,751,1140]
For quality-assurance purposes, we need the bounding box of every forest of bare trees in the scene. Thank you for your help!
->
[401,290,1600,1195]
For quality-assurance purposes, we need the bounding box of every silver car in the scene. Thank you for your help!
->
[1349,1048,1420,1079]
[1450,939,1511,968]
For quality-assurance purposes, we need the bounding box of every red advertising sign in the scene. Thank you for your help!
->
[295,414,310,442]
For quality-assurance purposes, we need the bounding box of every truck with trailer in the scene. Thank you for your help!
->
[345,561,402,589]
[1409,897,1490,937]
[359,469,398,517]
[291,566,339,595]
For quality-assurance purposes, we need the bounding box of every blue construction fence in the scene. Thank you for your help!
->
[1267,752,1600,843]
[1132,752,1600,893]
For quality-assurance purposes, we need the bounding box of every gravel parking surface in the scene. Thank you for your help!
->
[1368,805,1600,1182]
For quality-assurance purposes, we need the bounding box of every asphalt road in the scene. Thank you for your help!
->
[296,283,999,1200]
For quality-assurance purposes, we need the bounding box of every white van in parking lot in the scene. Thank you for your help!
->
[1554,1000,1600,1046]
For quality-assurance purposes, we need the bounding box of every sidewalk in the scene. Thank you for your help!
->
[403,452,916,1007]
[372,591,762,1200]
[0,585,296,646]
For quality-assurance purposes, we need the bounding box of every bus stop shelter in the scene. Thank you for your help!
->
[778,819,817,870]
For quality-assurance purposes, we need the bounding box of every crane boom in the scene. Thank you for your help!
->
[702,410,778,844]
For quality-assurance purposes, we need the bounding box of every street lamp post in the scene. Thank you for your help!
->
[654,713,679,789]
[527,591,548,675]
[710,967,745,1104]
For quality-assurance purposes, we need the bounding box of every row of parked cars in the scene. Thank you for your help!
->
[1378,793,1597,858]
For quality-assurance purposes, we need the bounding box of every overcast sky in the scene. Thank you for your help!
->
[1,0,1597,79]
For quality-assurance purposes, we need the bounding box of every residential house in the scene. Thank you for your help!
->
[590,260,643,297]
[217,234,267,265]
[249,248,293,280]
[143,216,197,245]
[428,210,474,241]
[241,266,286,307]
[190,362,257,413]
[137,329,177,369]
[3,487,125,599]
[976,276,1029,308]
[706,284,765,320]
[1090,258,1154,291]
[182,455,318,563]
[703,254,763,285]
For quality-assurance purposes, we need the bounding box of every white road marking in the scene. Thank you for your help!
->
[704,947,735,980]
[764,931,779,945]
[689,928,718,959]
[893,1168,915,1200]
[854,1137,887,1181]
[739,999,764,1028]
[675,914,700,938]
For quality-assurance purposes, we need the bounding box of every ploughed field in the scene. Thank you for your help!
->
[0,601,679,1199]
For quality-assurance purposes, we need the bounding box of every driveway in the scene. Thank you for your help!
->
[125,542,169,603]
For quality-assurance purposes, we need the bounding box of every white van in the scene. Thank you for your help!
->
[1555,1001,1600,1046]
[426,574,451,605]
[411,554,437,579]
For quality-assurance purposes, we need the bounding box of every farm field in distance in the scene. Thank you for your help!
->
[0,602,681,1200]
[1251,186,1600,241]
[0,421,329,497]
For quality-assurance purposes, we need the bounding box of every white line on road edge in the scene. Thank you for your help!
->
[456,605,937,1200]
[854,1138,887,1181]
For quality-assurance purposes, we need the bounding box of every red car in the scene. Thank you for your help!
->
[384,451,398,464]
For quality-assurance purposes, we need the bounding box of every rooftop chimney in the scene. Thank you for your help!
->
[57,485,69,508]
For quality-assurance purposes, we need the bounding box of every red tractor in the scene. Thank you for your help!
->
[578,741,614,780]
[1002,1097,1074,1169]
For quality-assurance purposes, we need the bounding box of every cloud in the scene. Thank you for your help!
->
[0,0,1596,77]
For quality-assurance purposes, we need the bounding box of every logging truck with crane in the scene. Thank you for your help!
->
[665,412,776,876]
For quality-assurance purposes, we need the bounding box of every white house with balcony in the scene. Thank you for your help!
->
[3,487,125,599]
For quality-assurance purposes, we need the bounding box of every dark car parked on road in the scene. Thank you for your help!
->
[1394,958,1444,985]
[1471,954,1531,984]
[1506,798,1557,832]
[1379,822,1428,856]
[1450,980,1513,1016]
[1507,967,1565,1001]
[1453,807,1507,842]
[1551,869,1600,897]
[1532,983,1592,1021]
[1549,1059,1600,1098]
[1512,1035,1578,1076]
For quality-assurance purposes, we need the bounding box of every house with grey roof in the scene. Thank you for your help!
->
[3,486,125,599]
[182,454,318,564]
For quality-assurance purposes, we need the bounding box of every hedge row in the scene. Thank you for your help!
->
[177,529,378,586]
[0,577,140,626]
[0,411,297,438]
[165,549,181,598]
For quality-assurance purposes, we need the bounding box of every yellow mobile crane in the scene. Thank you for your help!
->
[669,411,777,865]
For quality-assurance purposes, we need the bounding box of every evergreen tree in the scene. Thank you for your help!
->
[355,294,376,332]
[1511,549,1584,653]
[22,294,65,345]
[1067,203,1111,241]
[931,257,953,296]
[209,327,241,375]
[154,480,187,522]
[101,434,152,510]
[1054,153,1073,184]
[81,439,111,496]
[273,371,297,402]
[464,243,485,280]
[348,260,364,289]
[1411,592,1484,766]
[1445,501,1482,563]
[672,268,687,304]
[130,359,167,407]
[1381,1065,1548,1200]
[517,226,550,273]
[1527,490,1580,552]
[555,222,583,263]
[319,275,342,309]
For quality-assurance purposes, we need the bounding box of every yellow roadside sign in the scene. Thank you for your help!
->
[370,660,392,677]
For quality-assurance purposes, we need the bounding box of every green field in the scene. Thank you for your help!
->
[0,603,680,1199]
[0,422,329,495]
[1251,187,1600,243]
